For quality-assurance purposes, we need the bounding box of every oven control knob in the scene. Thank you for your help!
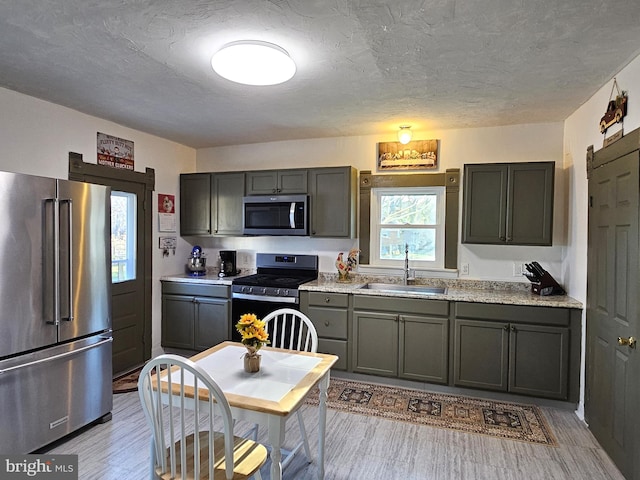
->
[246,287,253,294]
[275,289,281,296]
[283,289,289,296]
[259,288,265,295]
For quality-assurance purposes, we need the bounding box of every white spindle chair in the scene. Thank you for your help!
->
[258,308,319,469]
[137,354,267,479]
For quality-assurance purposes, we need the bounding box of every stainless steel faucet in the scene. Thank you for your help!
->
[404,243,410,285]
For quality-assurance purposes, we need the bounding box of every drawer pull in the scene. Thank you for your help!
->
[324,297,331,303]
[324,321,330,327]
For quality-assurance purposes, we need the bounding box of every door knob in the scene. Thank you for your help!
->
[618,336,637,348]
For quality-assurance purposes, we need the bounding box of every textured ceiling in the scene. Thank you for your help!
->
[1,0,640,148]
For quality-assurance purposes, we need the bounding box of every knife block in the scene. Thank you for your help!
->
[530,271,565,296]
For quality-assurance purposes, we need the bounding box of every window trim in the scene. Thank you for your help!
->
[358,169,460,269]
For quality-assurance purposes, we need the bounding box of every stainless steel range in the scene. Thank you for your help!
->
[231,253,318,338]
[232,253,318,304]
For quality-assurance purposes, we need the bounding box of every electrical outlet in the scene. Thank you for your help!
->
[460,263,469,275]
[513,262,525,277]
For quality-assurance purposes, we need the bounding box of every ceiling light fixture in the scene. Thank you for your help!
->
[397,125,412,144]
[211,40,296,86]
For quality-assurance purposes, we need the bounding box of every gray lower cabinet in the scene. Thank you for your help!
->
[352,295,449,383]
[453,302,570,400]
[300,291,349,370]
[400,313,449,383]
[161,282,231,351]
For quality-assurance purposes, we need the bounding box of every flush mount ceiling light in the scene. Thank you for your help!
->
[211,40,296,86]
[397,125,413,144]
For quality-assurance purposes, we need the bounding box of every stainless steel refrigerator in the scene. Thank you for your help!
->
[0,170,112,454]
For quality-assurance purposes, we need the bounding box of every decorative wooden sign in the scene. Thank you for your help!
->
[97,132,134,170]
[377,139,440,171]
[600,78,627,135]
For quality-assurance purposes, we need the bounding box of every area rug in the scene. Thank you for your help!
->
[112,367,143,394]
[304,378,557,446]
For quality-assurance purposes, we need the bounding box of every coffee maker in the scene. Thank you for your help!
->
[218,250,238,277]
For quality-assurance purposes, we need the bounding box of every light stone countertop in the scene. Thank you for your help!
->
[299,274,583,309]
[160,272,583,309]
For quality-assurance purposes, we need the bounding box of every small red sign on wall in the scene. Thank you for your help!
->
[158,194,175,213]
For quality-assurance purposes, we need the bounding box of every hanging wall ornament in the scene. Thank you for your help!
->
[600,78,628,136]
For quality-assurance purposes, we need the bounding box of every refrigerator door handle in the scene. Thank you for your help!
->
[44,198,61,326]
[0,337,113,375]
[60,198,74,322]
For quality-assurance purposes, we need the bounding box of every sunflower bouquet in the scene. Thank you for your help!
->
[236,313,270,352]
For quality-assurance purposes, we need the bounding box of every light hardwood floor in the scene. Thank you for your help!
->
[45,383,625,480]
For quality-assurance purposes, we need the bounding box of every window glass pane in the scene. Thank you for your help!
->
[380,194,437,225]
[379,228,436,261]
[111,191,137,283]
[371,186,444,268]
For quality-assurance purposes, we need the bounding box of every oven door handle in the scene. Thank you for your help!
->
[232,292,298,304]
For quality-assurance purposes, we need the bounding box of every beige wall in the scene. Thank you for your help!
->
[5,45,640,411]
[0,87,197,357]
[196,122,566,281]
[563,52,640,417]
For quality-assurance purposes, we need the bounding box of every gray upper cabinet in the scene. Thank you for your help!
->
[308,166,357,238]
[245,169,308,195]
[180,173,212,235]
[180,172,245,236]
[212,172,245,236]
[180,166,357,237]
[462,162,554,245]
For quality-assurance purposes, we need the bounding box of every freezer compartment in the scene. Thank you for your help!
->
[0,334,113,453]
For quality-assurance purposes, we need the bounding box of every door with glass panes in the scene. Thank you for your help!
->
[109,180,146,374]
[69,153,153,376]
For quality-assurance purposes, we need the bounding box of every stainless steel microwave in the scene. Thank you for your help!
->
[242,194,309,236]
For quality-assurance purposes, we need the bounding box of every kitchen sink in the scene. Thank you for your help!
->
[357,283,447,295]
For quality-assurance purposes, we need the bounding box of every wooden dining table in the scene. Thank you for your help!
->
[160,341,338,480]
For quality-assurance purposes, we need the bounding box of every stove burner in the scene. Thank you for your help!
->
[231,253,318,301]
[232,274,314,289]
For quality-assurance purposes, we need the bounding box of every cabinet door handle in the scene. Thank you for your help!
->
[510,325,516,332]
[499,236,506,242]
[506,236,512,242]
[503,324,509,330]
